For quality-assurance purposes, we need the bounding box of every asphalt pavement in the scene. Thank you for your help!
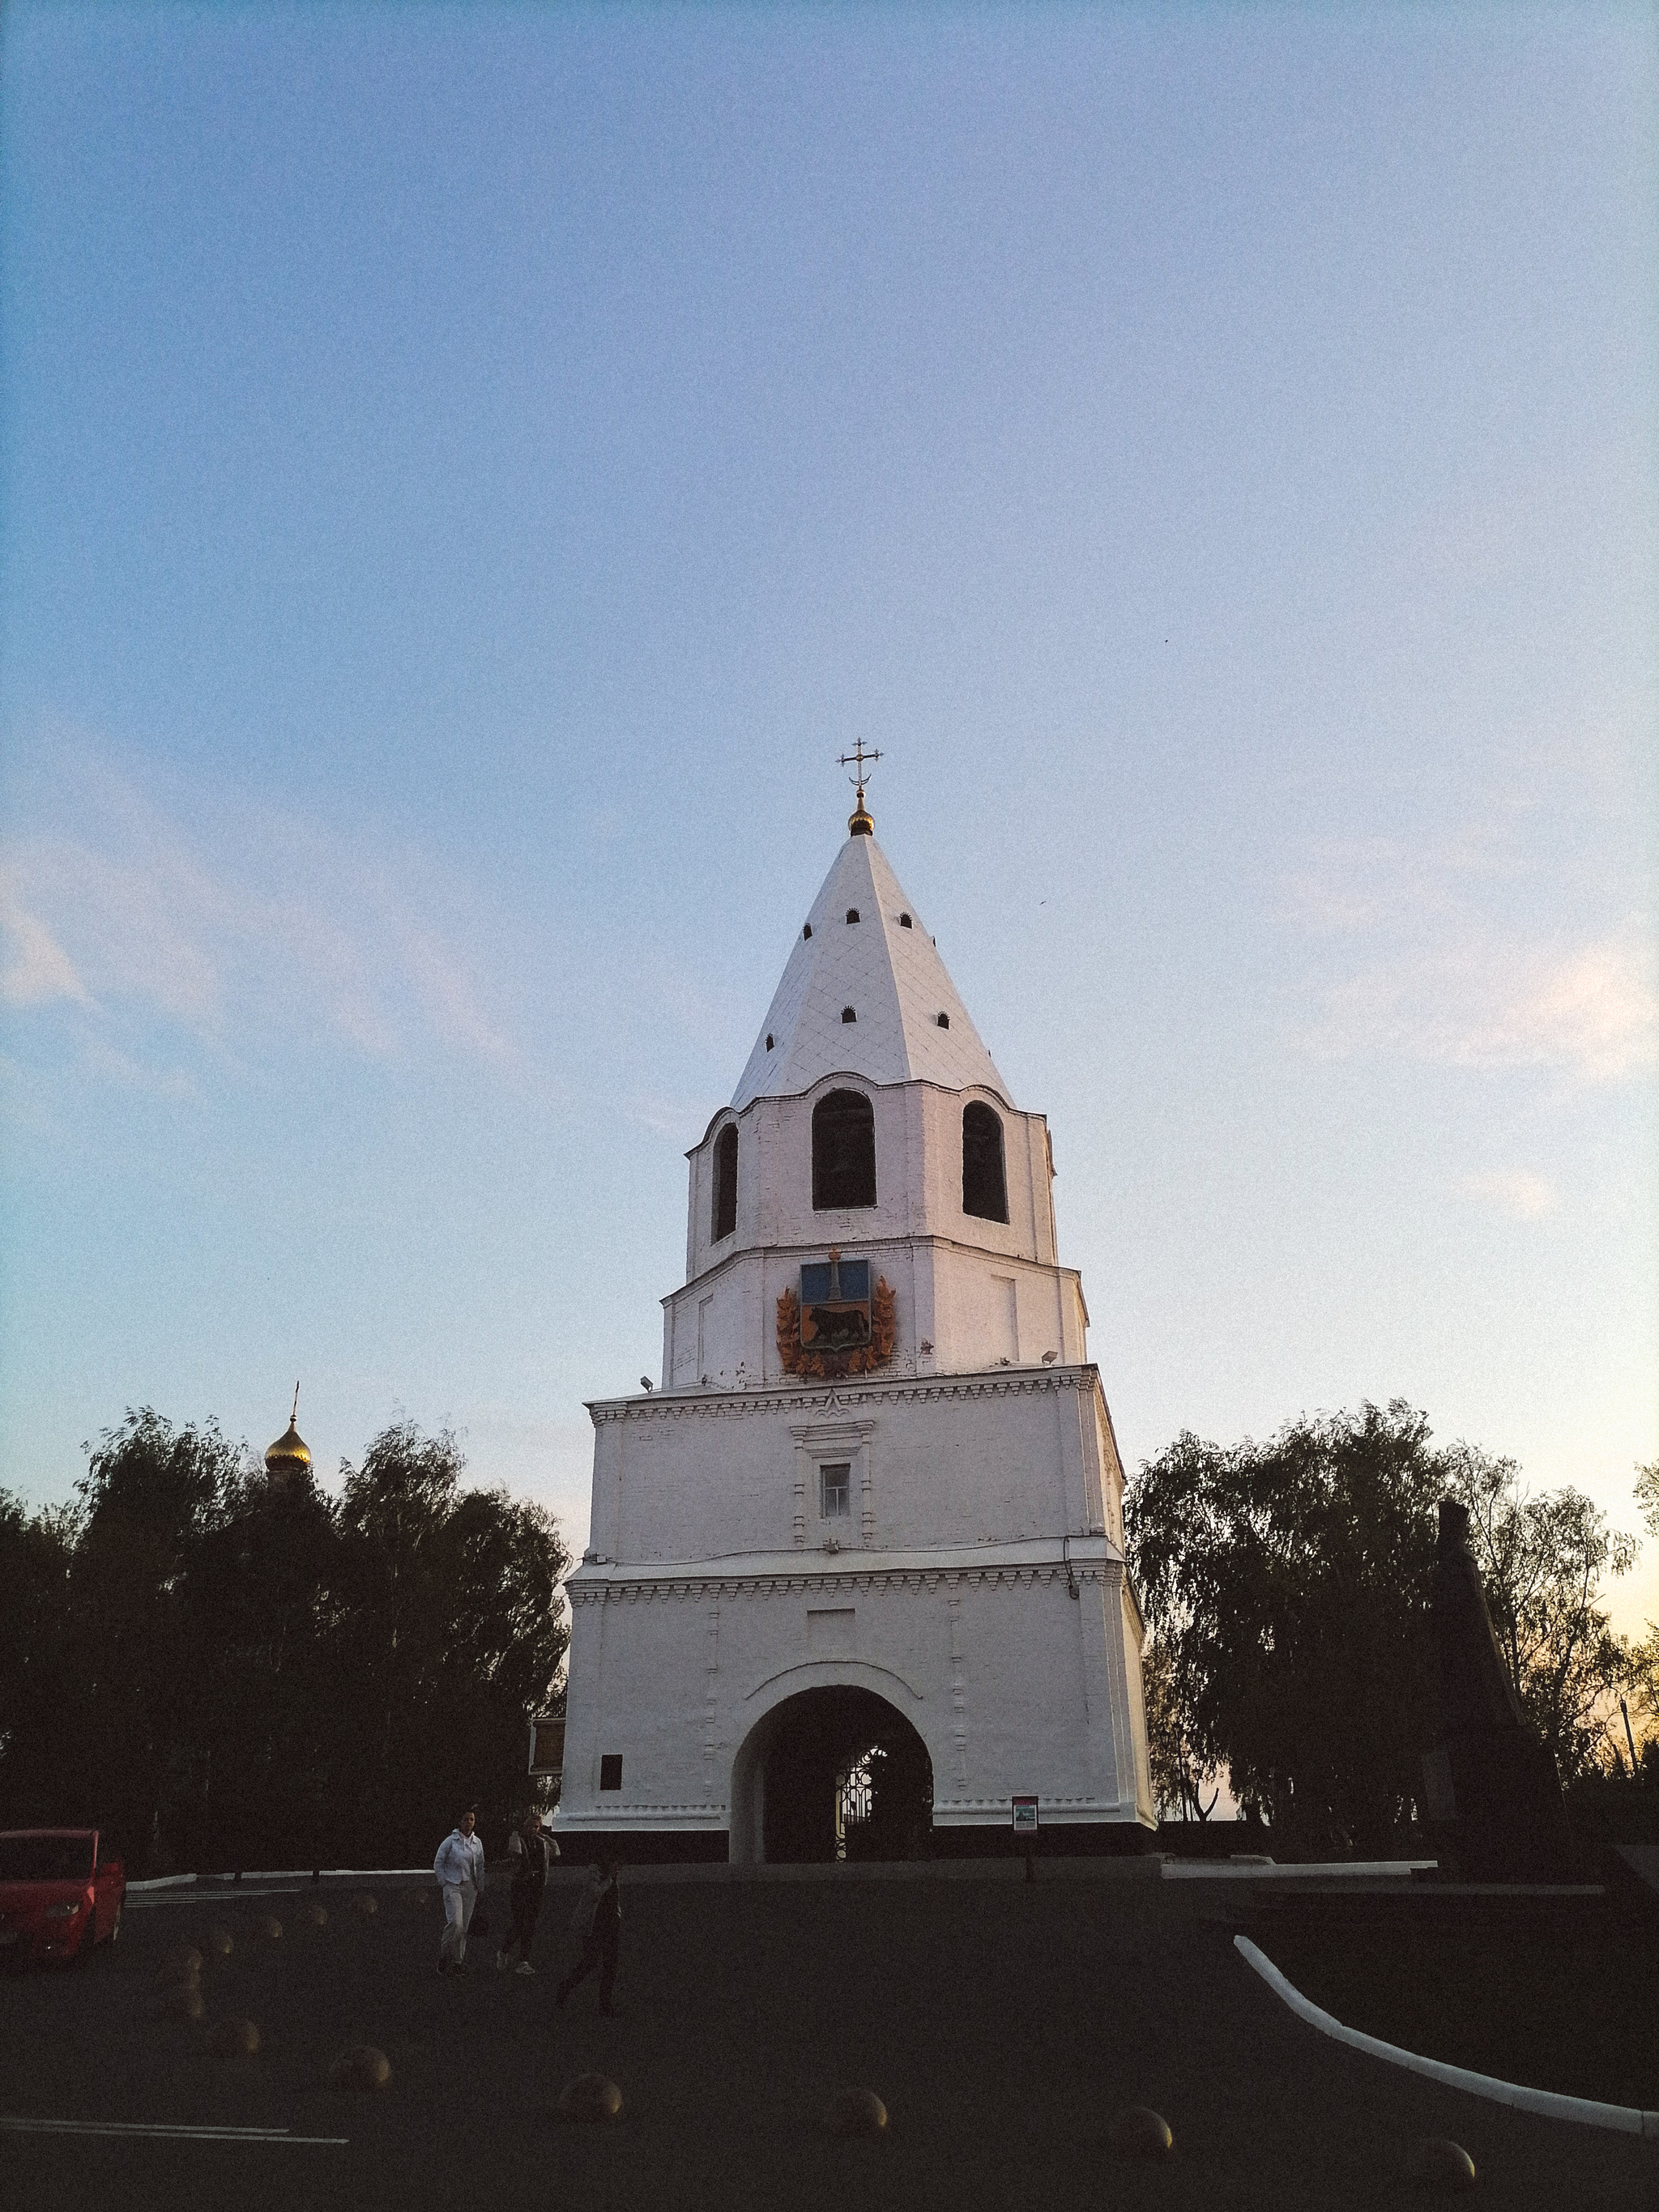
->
[0,1865,1653,2211]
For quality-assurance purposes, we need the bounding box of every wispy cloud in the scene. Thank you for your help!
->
[1289,831,1657,1085]
[0,872,96,1010]
[1,743,517,1079]
[1306,924,1657,1081]
[1460,1169,1558,1221]
[1282,825,1520,936]
[623,1091,709,1141]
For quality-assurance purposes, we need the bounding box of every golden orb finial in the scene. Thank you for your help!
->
[264,1381,311,1481]
[838,740,881,837]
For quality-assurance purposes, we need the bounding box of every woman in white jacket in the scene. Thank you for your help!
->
[433,1807,485,1975]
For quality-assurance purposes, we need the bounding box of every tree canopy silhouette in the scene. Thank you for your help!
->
[1125,1401,1644,1853]
[0,1411,569,1869]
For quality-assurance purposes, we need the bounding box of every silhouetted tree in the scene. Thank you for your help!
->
[1128,1404,1644,1853]
[190,1452,343,1870]
[1622,1459,1658,1767]
[331,1422,570,1862]
[1444,1444,1639,1779]
[0,1410,569,1870]
[0,1490,79,1820]
[1141,1638,1218,1822]
[1127,1401,1443,1854]
[66,1411,243,1865]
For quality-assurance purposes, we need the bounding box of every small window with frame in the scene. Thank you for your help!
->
[599,1754,623,1792]
[820,1462,851,1518]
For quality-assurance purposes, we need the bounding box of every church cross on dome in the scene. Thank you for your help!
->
[837,739,882,837]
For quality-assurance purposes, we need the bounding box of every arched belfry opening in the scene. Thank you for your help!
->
[962,1100,1009,1222]
[730,1687,933,1865]
[812,1089,876,1210]
[712,1123,738,1242]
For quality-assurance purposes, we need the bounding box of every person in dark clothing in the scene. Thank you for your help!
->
[555,1858,621,2016]
[496,1809,556,1975]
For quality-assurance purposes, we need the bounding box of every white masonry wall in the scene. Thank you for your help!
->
[684,1075,1056,1289]
[557,1365,1154,1846]
[585,1363,1115,1566]
[559,1545,1153,1853]
[666,1073,1082,1392]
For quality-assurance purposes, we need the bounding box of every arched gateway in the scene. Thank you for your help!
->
[554,783,1154,1861]
[730,1681,935,1865]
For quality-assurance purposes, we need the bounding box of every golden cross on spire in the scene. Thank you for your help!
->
[838,740,882,837]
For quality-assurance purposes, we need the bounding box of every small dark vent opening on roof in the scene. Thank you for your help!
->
[842,1006,857,1024]
[936,1012,950,1029]
[899,913,912,927]
[803,923,812,940]
[846,908,860,924]
[766,1034,774,1051]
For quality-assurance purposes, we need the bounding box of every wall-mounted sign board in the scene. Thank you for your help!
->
[1012,1794,1038,1833]
[528,1715,566,1778]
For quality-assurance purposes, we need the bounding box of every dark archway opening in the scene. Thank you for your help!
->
[812,1089,876,1210]
[755,1687,932,1864]
[712,1123,738,1241]
[962,1100,1009,1222]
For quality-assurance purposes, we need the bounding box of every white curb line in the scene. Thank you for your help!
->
[126,1870,440,1907]
[0,2117,348,2146]
[1234,1935,1659,2139]
[129,1869,431,1890]
[1162,1859,1437,1881]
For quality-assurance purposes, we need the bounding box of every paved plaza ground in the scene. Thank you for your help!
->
[1,1861,1654,2212]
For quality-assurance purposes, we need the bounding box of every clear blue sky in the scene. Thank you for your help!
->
[3,6,1655,1631]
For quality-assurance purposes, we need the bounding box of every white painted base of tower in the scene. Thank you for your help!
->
[553,1515,1155,1862]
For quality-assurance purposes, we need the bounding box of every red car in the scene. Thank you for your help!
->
[0,1830,126,1966]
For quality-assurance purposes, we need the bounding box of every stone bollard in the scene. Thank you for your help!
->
[299,1900,328,1929]
[825,2087,888,2137]
[351,1891,378,1919]
[154,1947,203,1988]
[157,1982,205,2021]
[330,2044,392,2091]
[1108,2106,1174,2158]
[1406,2139,1478,2193]
[251,1913,283,1943]
[207,2018,261,2058]
[203,1927,234,1958]
[557,2073,623,2123]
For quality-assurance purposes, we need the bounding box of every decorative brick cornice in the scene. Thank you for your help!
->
[589,1365,1099,1426]
[933,1795,1101,1811]
[569,1559,1122,1606]
[555,1805,730,1824]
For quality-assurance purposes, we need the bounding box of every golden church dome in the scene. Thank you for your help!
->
[264,1386,311,1479]
[264,1421,310,1476]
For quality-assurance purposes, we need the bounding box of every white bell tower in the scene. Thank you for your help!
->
[554,771,1154,1860]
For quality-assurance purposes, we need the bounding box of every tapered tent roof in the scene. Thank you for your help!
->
[730,832,1011,1111]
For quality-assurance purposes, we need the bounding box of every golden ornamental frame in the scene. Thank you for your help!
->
[777,1276,897,1380]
